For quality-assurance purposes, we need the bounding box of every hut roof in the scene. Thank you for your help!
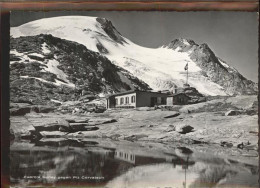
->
[167,93,191,99]
[106,89,168,98]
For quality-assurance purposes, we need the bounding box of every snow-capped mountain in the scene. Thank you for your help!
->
[11,16,257,96]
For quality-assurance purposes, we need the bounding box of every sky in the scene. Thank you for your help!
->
[11,11,258,82]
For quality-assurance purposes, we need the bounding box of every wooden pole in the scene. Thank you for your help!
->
[186,63,188,85]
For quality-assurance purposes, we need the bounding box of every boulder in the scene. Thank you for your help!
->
[94,106,106,113]
[124,134,148,141]
[34,124,70,132]
[244,109,257,116]
[58,119,70,127]
[79,95,96,101]
[164,112,180,118]
[27,54,44,61]
[19,129,42,140]
[10,107,31,116]
[69,123,89,131]
[164,125,176,132]
[34,119,70,132]
[88,118,117,125]
[69,125,99,132]
[10,103,31,108]
[40,131,67,138]
[10,128,15,140]
[37,105,56,113]
[10,117,36,138]
[225,110,242,116]
[176,125,194,134]
[35,138,72,147]
[177,147,193,155]
[66,118,89,123]
[102,119,117,124]
[136,107,154,111]
[10,104,56,116]
[220,141,233,148]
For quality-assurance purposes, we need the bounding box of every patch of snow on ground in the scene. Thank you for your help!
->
[218,58,238,73]
[55,79,75,88]
[87,98,106,106]
[12,47,75,87]
[28,52,45,58]
[182,39,190,46]
[45,59,70,83]
[98,93,106,97]
[218,58,230,68]
[51,99,63,104]
[10,49,24,57]
[10,50,42,65]
[42,42,51,54]
[174,46,181,52]
[20,75,74,88]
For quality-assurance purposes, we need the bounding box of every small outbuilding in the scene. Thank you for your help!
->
[167,93,191,105]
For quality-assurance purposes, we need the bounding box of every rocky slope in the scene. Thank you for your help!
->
[11,16,258,96]
[10,34,150,104]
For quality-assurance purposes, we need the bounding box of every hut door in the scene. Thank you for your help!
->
[151,97,157,107]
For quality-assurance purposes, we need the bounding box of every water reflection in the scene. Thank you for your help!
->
[10,139,258,188]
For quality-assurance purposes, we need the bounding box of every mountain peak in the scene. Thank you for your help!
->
[96,17,127,45]
[10,16,257,96]
[11,16,128,53]
[162,38,197,50]
[175,38,197,46]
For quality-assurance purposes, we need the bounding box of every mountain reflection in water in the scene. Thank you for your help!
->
[10,139,258,188]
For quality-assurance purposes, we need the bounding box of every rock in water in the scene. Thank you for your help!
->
[34,124,69,132]
[40,131,67,138]
[34,119,70,132]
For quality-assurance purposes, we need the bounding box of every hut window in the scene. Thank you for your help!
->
[125,97,129,104]
[157,97,162,104]
[115,98,118,105]
[120,97,124,104]
[131,96,136,103]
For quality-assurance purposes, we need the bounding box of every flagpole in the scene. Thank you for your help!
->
[184,61,189,85]
[186,62,188,85]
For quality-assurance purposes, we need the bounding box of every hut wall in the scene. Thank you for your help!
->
[136,92,167,107]
[115,93,136,108]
